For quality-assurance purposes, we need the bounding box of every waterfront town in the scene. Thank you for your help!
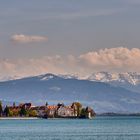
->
[0,101,95,119]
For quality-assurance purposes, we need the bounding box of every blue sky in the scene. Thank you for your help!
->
[1,0,140,78]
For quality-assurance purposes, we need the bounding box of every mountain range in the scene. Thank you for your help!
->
[0,72,140,113]
[88,72,140,93]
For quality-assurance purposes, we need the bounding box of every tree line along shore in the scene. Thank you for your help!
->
[0,101,96,119]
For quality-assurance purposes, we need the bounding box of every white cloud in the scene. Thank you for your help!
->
[0,56,69,79]
[11,34,48,43]
[1,47,140,79]
[79,47,140,73]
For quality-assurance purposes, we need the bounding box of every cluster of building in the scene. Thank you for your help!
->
[1,102,95,119]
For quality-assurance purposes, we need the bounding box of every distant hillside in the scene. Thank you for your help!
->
[0,73,140,113]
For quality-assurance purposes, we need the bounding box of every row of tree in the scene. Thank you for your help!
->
[0,101,38,117]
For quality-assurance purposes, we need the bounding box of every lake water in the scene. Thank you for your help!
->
[0,116,140,140]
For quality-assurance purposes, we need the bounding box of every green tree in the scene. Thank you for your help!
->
[9,110,14,117]
[74,102,82,117]
[80,108,86,118]
[45,102,48,107]
[28,110,38,117]
[4,106,10,117]
[20,106,28,117]
[0,101,3,117]
[13,102,16,107]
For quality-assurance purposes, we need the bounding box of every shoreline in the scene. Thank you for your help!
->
[0,117,40,120]
[0,117,92,120]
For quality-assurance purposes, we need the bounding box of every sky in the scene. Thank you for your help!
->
[1,0,140,78]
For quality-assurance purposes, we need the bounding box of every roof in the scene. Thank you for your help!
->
[47,105,58,110]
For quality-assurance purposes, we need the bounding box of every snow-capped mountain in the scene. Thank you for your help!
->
[88,72,140,85]
[1,73,140,113]
[0,73,78,82]
[2,72,140,86]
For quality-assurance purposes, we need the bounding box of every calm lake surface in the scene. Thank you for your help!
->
[0,116,140,140]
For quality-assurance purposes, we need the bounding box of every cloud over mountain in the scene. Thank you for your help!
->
[11,34,48,43]
[1,47,140,79]
[79,47,140,72]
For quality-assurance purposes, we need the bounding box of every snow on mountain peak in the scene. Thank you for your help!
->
[58,74,78,79]
[39,73,55,81]
[88,72,118,82]
[1,72,140,86]
[88,72,140,85]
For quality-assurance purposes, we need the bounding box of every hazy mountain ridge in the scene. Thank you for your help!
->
[2,72,140,85]
[0,73,140,113]
[88,72,140,85]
